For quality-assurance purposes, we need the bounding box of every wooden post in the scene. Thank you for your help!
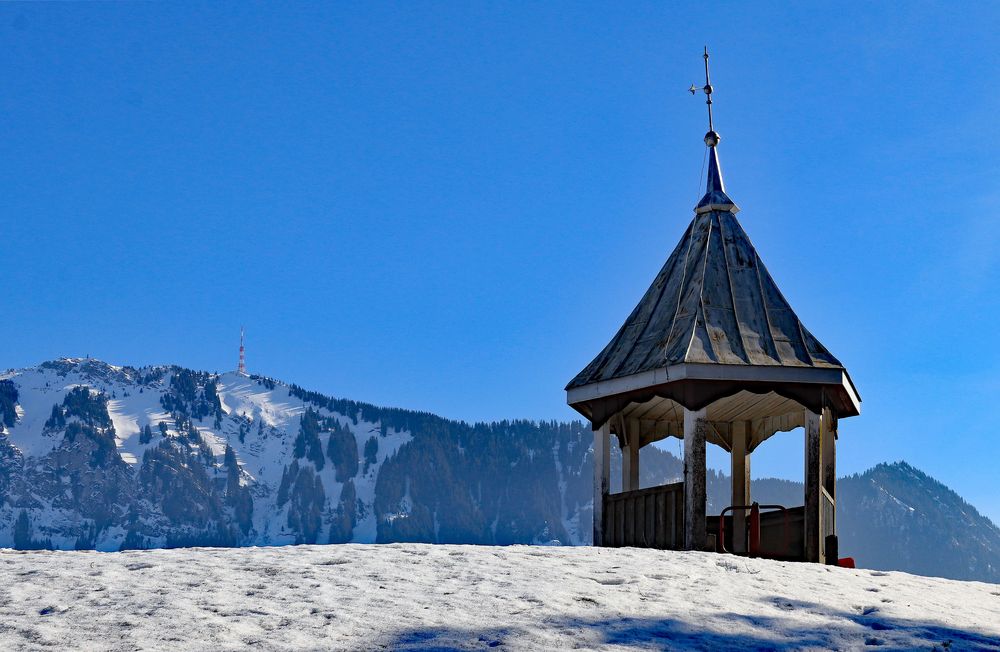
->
[619,419,640,493]
[593,422,611,546]
[804,409,822,563]
[621,444,630,494]
[683,407,707,551]
[622,445,639,493]
[628,418,640,491]
[822,407,837,561]
[621,445,638,492]
[627,444,639,491]
[730,420,751,553]
[822,408,836,498]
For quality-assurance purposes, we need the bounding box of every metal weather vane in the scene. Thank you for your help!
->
[689,46,720,147]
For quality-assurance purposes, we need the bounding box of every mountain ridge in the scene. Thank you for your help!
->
[0,358,997,583]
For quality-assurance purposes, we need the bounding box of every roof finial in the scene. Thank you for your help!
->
[691,47,737,214]
[689,46,720,147]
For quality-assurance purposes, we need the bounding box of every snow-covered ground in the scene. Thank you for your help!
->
[1,545,997,651]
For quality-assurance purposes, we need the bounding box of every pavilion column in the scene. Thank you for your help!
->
[730,420,751,553]
[804,409,822,563]
[822,408,837,499]
[593,422,611,546]
[621,445,639,492]
[822,408,837,561]
[683,407,708,551]
[627,443,639,491]
[622,419,640,492]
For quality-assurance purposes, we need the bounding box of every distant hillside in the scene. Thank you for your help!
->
[0,359,599,550]
[0,359,997,583]
[837,462,1000,582]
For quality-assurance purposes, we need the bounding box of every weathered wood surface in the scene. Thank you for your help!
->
[565,204,844,393]
[804,410,822,563]
[592,424,610,547]
[731,420,750,553]
[622,444,639,492]
[821,486,836,560]
[602,482,685,550]
[565,148,861,445]
[684,408,707,551]
[760,506,805,561]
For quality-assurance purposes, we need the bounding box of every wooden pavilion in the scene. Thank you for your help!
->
[565,50,860,563]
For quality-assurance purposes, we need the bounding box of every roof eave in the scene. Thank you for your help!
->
[566,362,861,418]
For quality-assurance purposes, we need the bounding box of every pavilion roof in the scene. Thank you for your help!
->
[566,145,845,392]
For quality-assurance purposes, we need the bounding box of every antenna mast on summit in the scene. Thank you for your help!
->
[238,327,247,376]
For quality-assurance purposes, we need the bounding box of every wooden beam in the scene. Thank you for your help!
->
[621,445,632,493]
[804,409,822,563]
[622,418,640,492]
[593,422,611,546]
[629,418,641,492]
[822,407,837,562]
[567,363,860,418]
[627,443,640,491]
[822,408,836,497]
[731,420,751,553]
[683,407,708,551]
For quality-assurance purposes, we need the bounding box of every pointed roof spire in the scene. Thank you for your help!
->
[692,47,738,214]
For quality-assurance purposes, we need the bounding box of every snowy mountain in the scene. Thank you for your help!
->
[0,358,997,584]
[0,358,596,551]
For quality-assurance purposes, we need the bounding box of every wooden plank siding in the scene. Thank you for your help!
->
[602,482,685,549]
[760,506,805,561]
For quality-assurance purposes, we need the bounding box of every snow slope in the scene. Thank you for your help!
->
[0,545,997,651]
[0,359,422,548]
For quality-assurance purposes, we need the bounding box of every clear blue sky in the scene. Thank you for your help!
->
[2,4,999,522]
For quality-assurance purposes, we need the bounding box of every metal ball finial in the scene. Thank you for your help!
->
[694,47,718,145]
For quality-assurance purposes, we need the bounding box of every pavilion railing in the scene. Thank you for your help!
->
[602,482,684,549]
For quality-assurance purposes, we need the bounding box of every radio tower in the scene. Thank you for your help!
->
[237,327,247,376]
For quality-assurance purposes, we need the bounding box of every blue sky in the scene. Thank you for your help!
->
[2,3,999,523]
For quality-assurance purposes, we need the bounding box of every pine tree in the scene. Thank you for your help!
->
[0,380,18,428]
[327,425,359,482]
[329,479,357,543]
[13,510,31,549]
[224,444,254,535]
[277,460,298,507]
[364,436,379,472]
[44,404,66,430]
[120,529,148,551]
[294,410,326,471]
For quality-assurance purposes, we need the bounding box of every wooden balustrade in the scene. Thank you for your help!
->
[602,482,685,549]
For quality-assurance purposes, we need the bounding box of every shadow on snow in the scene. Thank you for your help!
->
[383,596,1000,651]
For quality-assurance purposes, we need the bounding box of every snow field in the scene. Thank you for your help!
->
[0,544,998,651]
